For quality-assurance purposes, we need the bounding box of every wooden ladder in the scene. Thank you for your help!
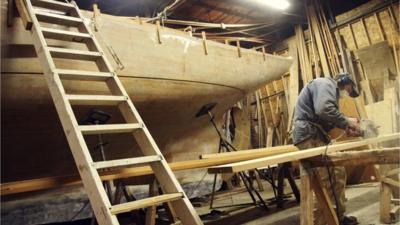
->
[18,0,203,224]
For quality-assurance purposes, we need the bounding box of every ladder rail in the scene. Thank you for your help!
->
[71,0,198,198]
[23,1,118,224]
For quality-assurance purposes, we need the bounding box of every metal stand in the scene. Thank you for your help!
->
[81,109,114,225]
[196,104,268,210]
[276,162,300,208]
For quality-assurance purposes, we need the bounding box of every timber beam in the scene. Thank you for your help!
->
[208,133,400,174]
[1,145,295,196]
[308,147,400,166]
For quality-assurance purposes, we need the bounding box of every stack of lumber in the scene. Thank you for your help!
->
[306,0,341,77]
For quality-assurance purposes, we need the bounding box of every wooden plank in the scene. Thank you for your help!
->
[67,94,127,105]
[31,0,74,12]
[309,148,400,166]
[7,0,15,27]
[79,123,142,135]
[110,193,183,215]
[311,172,339,225]
[56,69,114,81]
[300,175,313,225]
[307,4,330,76]
[360,79,374,104]
[47,47,103,60]
[381,177,400,188]
[208,133,400,174]
[1,145,295,196]
[41,27,91,42]
[93,155,161,170]
[201,145,297,159]
[15,0,32,30]
[145,180,158,225]
[202,31,208,55]
[287,40,299,134]
[295,25,313,83]
[34,10,83,26]
[236,41,242,58]
[380,182,392,223]
[156,20,162,44]
[361,18,372,45]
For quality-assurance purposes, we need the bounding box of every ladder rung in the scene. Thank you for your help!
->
[110,193,184,215]
[35,10,83,26]
[93,155,162,170]
[55,69,114,81]
[67,94,127,106]
[31,0,75,12]
[79,123,141,135]
[47,47,102,61]
[41,27,91,42]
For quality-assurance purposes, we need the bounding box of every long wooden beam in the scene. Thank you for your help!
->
[208,133,400,174]
[1,145,295,196]
[309,148,400,166]
[201,145,297,160]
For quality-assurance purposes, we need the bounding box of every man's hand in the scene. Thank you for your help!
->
[346,117,362,137]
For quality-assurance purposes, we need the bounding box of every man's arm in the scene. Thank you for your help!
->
[312,82,348,129]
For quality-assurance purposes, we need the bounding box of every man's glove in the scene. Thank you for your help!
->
[346,117,362,137]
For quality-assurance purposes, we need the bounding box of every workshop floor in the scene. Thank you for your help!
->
[198,182,399,225]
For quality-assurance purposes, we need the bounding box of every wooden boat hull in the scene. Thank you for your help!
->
[1,8,292,184]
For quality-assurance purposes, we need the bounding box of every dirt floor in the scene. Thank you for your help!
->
[197,181,400,225]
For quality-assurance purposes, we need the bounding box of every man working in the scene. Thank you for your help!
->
[293,74,361,225]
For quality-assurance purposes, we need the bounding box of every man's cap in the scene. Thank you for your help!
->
[335,73,359,98]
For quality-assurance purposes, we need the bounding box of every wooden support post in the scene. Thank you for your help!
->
[156,20,162,44]
[380,181,392,223]
[360,18,371,45]
[300,175,313,225]
[348,23,358,50]
[202,31,208,55]
[236,40,242,58]
[360,79,374,104]
[136,16,143,25]
[262,47,266,61]
[15,0,32,30]
[374,13,385,41]
[311,172,339,225]
[145,179,158,225]
[92,4,101,31]
[7,0,15,27]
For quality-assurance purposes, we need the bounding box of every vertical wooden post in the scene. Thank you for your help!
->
[145,180,158,225]
[380,182,392,223]
[15,0,32,30]
[7,0,15,27]
[156,20,162,44]
[236,40,242,58]
[360,18,371,45]
[188,26,192,37]
[136,16,143,25]
[300,175,313,225]
[202,31,208,55]
[92,4,101,31]
[374,13,385,41]
[262,47,266,61]
[348,23,358,49]
[311,172,339,225]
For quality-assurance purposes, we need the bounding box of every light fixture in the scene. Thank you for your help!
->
[252,0,290,10]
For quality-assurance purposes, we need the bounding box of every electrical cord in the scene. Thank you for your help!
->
[323,141,341,221]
